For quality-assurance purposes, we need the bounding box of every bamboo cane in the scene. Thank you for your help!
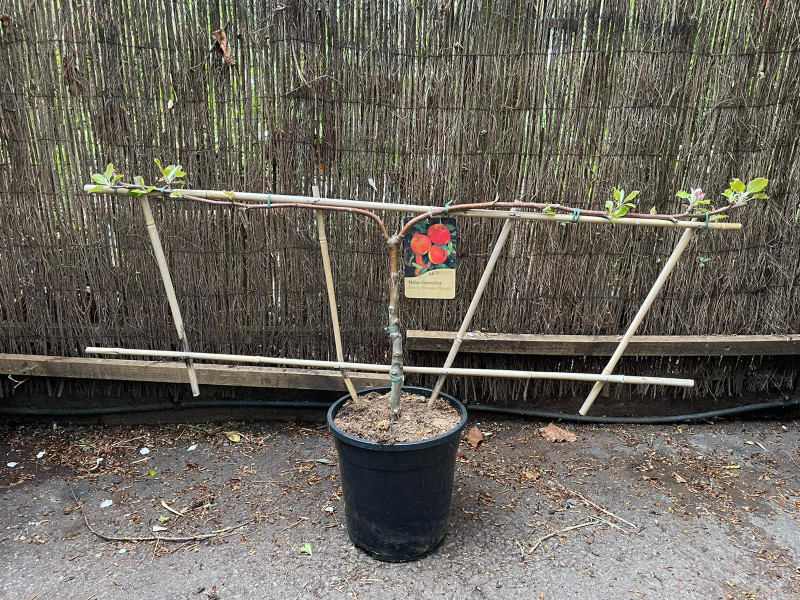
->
[85,346,695,387]
[84,185,741,231]
[134,177,199,396]
[313,185,360,405]
[427,218,515,408]
[579,226,698,415]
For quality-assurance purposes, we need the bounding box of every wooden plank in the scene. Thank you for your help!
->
[0,354,387,390]
[407,331,800,357]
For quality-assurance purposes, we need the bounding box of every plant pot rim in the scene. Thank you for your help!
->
[327,385,468,451]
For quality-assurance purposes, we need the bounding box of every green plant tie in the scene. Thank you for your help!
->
[444,200,453,214]
[390,374,403,383]
[159,186,169,197]
[704,212,710,229]
[571,208,581,223]
[384,324,400,334]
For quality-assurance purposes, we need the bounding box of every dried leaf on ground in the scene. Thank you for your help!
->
[539,423,577,443]
[466,426,485,449]
[223,431,241,443]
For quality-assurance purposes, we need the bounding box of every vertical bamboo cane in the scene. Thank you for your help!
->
[427,218,515,408]
[579,225,699,415]
[134,177,199,396]
[313,185,360,404]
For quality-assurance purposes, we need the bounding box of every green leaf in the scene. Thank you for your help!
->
[730,179,746,193]
[158,515,170,523]
[149,470,157,477]
[722,189,733,198]
[649,207,657,215]
[89,185,105,193]
[299,542,312,556]
[711,214,728,221]
[412,262,427,269]
[746,177,768,194]
[675,191,691,199]
[752,192,768,200]
[104,163,115,179]
[154,158,163,170]
[624,190,640,204]
[112,173,124,183]
[613,205,629,218]
[92,173,108,185]
[605,200,614,211]
[128,189,143,198]
[613,187,621,202]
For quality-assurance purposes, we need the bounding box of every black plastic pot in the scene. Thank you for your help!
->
[327,386,467,562]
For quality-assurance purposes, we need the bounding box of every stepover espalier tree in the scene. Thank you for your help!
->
[90,160,768,416]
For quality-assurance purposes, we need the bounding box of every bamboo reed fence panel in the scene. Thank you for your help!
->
[1,0,799,406]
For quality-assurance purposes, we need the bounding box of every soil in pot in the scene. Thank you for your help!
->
[333,391,459,444]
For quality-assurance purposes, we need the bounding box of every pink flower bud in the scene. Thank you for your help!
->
[692,188,705,201]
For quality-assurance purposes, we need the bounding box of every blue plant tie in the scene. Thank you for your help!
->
[571,208,581,223]
[267,193,271,211]
[444,200,453,215]
[159,186,169,198]
[390,374,403,383]
[384,324,400,334]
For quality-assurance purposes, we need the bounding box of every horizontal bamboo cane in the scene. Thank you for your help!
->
[84,185,741,231]
[85,346,695,388]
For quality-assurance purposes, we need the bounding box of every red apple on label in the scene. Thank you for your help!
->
[427,224,451,245]
[429,246,449,264]
[410,233,432,255]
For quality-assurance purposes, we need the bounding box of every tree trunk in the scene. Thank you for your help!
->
[387,237,404,415]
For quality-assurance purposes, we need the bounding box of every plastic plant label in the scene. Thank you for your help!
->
[403,216,456,299]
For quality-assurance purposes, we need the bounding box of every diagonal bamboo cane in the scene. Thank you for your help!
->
[579,225,699,415]
[427,218,515,408]
[313,185,361,404]
[133,177,199,396]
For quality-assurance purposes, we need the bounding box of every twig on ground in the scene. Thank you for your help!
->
[277,517,308,533]
[552,478,641,533]
[525,519,600,555]
[68,484,250,543]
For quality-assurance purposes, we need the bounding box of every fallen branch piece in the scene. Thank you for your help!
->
[552,479,640,533]
[69,484,249,543]
[526,519,600,555]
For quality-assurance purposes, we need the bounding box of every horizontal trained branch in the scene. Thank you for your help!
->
[83,185,742,232]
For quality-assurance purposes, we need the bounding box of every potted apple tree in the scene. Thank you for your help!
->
[88,163,768,561]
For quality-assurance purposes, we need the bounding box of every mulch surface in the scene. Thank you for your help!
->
[332,392,460,444]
